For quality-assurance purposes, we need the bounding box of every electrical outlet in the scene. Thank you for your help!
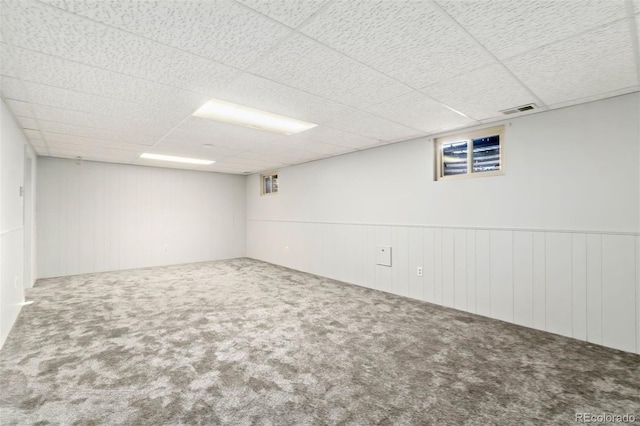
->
[284,245,289,253]
[417,267,423,277]
[163,244,168,251]
[14,276,19,288]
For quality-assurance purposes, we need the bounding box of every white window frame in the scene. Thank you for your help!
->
[435,125,505,181]
[260,171,278,196]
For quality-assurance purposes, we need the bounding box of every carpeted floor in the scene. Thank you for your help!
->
[0,258,638,425]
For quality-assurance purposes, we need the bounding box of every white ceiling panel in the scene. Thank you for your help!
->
[28,138,47,148]
[42,132,152,152]
[30,104,172,137]
[1,0,638,174]
[252,33,412,109]
[31,145,48,155]
[49,149,139,163]
[9,79,189,126]
[36,120,160,145]
[217,73,356,125]
[5,99,35,117]
[297,125,379,149]
[284,138,354,156]
[300,0,493,89]
[37,0,291,69]
[152,139,244,160]
[0,43,17,77]
[365,91,477,134]
[505,22,637,106]
[46,140,144,157]
[323,110,425,142]
[421,64,537,121]
[437,0,627,60]
[236,0,330,28]
[15,116,39,130]
[24,129,43,140]
[164,117,281,151]
[2,0,241,95]
[0,76,27,101]
[13,48,210,113]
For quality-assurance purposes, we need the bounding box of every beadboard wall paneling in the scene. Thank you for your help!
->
[37,157,246,278]
[1,99,37,348]
[247,220,639,354]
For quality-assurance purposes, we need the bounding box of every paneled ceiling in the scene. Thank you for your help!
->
[1,0,639,174]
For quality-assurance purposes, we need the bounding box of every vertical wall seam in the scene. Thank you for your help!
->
[543,232,547,331]
[600,234,604,345]
[489,230,492,316]
[571,234,574,338]
[511,230,515,322]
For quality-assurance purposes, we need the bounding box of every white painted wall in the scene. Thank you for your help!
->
[1,99,37,348]
[246,93,640,354]
[37,158,246,278]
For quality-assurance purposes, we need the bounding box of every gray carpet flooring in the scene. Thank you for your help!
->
[0,258,638,425]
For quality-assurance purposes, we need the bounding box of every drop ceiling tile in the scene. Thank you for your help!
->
[24,129,43,140]
[30,104,172,137]
[28,138,46,148]
[228,151,301,166]
[437,0,627,60]
[236,0,329,28]
[364,91,476,134]
[37,120,160,145]
[13,48,209,113]
[0,44,17,77]
[218,73,356,124]
[15,80,188,126]
[222,155,289,168]
[16,116,39,130]
[2,0,241,95]
[247,144,311,161]
[152,139,243,160]
[37,0,291,69]
[543,86,640,111]
[0,76,28,101]
[42,132,152,152]
[47,141,143,157]
[297,125,378,149]
[32,145,48,155]
[299,0,492,89]
[252,33,412,109]
[165,116,282,150]
[5,99,34,117]
[323,110,424,142]
[49,149,139,163]
[286,139,354,156]
[505,22,637,106]
[421,64,536,121]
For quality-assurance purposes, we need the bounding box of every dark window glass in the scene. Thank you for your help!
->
[442,141,468,176]
[472,135,500,173]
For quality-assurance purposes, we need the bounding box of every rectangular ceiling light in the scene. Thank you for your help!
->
[140,153,214,165]
[193,98,317,135]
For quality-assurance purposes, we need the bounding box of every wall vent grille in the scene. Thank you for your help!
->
[500,103,537,115]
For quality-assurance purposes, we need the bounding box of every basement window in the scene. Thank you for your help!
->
[436,125,504,180]
[261,172,278,195]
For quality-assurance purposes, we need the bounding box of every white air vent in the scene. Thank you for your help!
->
[500,103,537,115]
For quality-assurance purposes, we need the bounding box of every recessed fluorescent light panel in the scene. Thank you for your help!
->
[193,99,317,135]
[140,153,214,165]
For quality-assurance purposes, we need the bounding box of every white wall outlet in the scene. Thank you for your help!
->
[284,245,289,253]
[14,276,19,288]
[417,267,423,277]
[163,244,168,251]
